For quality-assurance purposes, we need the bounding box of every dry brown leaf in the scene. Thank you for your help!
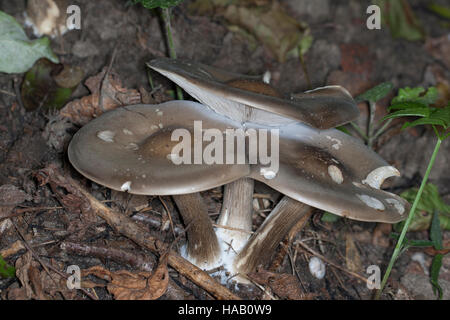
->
[83,255,169,300]
[372,223,392,248]
[9,252,76,300]
[424,239,450,256]
[248,268,314,300]
[60,68,141,126]
[14,252,35,299]
[345,233,362,273]
[224,3,308,62]
[0,184,32,219]
[425,35,450,70]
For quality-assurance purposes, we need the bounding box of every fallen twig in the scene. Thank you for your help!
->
[38,164,241,300]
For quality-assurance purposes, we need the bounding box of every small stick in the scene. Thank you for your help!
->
[61,242,155,271]
[158,196,178,242]
[0,89,15,97]
[98,45,119,112]
[39,165,240,300]
[212,223,254,235]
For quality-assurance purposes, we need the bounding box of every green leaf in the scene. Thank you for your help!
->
[321,211,340,223]
[0,9,28,41]
[0,11,58,74]
[356,82,393,103]
[299,34,313,57]
[0,254,15,279]
[431,254,443,299]
[430,106,450,128]
[375,0,425,41]
[21,59,83,111]
[396,184,450,232]
[390,234,436,248]
[428,3,450,19]
[384,87,449,133]
[335,125,351,135]
[406,239,435,247]
[133,0,184,9]
[430,211,443,250]
[388,101,427,110]
[401,118,446,130]
[382,108,430,121]
[392,87,439,105]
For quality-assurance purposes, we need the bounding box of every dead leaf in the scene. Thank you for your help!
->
[345,233,362,273]
[0,185,32,206]
[224,3,308,62]
[83,254,168,300]
[21,59,84,111]
[372,223,392,248]
[425,36,450,69]
[60,68,141,126]
[248,268,314,300]
[424,239,450,256]
[0,185,32,219]
[9,251,76,300]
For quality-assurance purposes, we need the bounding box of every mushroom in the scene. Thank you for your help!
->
[147,57,359,128]
[146,58,410,281]
[232,120,410,276]
[69,60,410,285]
[147,57,360,258]
[68,100,248,269]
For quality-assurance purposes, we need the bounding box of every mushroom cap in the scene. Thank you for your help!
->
[68,101,249,195]
[248,122,410,223]
[147,58,359,128]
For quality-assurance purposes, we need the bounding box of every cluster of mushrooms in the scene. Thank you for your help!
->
[68,58,410,284]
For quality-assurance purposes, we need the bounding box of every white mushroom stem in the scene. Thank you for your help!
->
[172,193,221,269]
[233,196,312,277]
[216,178,254,253]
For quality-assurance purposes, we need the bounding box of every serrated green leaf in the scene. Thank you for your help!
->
[383,108,430,121]
[388,101,428,111]
[431,254,443,299]
[133,0,184,9]
[401,118,446,130]
[0,11,59,74]
[0,254,15,279]
[430,107,450,128]
[396,184,450,231]
[356,82,393,103]
[392,87,439,105]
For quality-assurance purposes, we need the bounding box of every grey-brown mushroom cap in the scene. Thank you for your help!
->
[248,122,410,223]
[147,58,359,129]
[68,101,250,195]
